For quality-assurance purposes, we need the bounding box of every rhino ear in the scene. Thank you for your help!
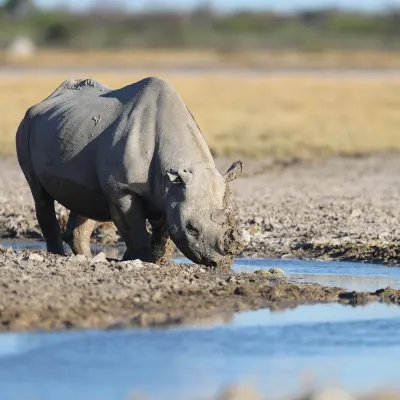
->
[167,169,193,185]
[224,160,243,183]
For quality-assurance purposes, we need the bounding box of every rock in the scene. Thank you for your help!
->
[254,269,269,276]
[264,222,274,231]
[281,253,292,259]
[70,254,87,262]
[349,209,362,219]
[27,253,44,262]
[91,252,108,263]
[218,384,261,400]
[254,216,263,225]
[311,388,354,400]
[151,291,162,302]
[378,231,389,240]
[268,267,284,276]
[118,259,144,270]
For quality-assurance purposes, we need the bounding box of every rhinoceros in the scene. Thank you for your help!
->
[16,77,250,267]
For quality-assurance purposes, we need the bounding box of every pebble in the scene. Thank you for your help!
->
[27,254,44,262]
[281,253,293,259]
[268,267,285,276]
[118,259,144,270]
[378,231,389,240]
[312,388,354,400]
[91,252,108,263]
[254,216,263,225]
[70,254,87,262]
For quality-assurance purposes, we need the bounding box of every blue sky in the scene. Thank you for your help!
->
[33,0,400,12]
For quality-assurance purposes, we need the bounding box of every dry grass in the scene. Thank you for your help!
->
[4,49,400,69]
[1,72,400,159]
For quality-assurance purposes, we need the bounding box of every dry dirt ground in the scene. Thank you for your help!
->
[1,155,400,331]
[0,248,399,332]
[2,154,400,264]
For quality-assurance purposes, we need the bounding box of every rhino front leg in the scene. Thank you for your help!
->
[109,194,152,262]
[149,217,174,263]
[63,211,96,258]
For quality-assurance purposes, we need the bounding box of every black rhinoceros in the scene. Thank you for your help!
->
[16,77,250,267]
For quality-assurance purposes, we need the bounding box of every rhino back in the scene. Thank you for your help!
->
[25,77,216,217]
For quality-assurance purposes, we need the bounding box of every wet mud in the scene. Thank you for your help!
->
[0,247,399,332]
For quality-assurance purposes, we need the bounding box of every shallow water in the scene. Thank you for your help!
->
[0,303,400,400]
[1,240,400,399]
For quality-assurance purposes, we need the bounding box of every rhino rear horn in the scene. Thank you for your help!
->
[224,160,243,183]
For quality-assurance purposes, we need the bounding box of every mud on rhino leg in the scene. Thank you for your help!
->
[109,194,152,262]
[32,184,65,255]
[149,217,174,263]
[63,211,96,258]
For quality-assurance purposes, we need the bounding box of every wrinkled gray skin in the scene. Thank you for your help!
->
[16,77,250,267]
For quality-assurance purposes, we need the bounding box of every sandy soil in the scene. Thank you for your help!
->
[2,155,400,265]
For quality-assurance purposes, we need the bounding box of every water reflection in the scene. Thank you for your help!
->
[0,303,399,400]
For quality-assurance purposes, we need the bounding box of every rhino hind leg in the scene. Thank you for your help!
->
[109,194,152,262]
[32,183,65,255]
[63,211,96,258]
[149,217,174,264]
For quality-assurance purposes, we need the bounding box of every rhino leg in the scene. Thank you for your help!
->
[63,211,96,258]
[33,184,65,255]
[149,217,174,263]
[16,114,64,255]
[109,194,152,262]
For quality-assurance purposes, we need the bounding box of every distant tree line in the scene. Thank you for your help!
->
[1,0,400,50]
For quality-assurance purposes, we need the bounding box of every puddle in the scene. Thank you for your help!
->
[0,239,125,259]
[233,259,400,292]
[0,303,399,400]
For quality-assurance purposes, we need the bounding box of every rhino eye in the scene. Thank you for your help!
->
[186,222,200,237]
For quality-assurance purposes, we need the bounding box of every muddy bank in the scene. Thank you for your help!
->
[2,155,400,264]
[0,247,399,332]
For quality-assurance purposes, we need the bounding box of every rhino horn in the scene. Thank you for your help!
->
[223,160,243,183]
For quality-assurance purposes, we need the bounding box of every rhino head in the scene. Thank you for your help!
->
[164,160,250,268]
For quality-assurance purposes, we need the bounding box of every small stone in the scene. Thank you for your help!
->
[70,254,87,262]
[254,216,263,225]
[118,259,144,270]
[312,388,354,400]
[218,384,261,400]
[254,269,269,276]
[151,291,162,302]
[349,209,361,219]
[378,232,389,240]
[28,254,44,262]
[281,253,292,259]
[91,252,108,263]
[131,259,143,268]
[268,267,284,276]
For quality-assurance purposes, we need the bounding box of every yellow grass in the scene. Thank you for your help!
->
[1,72,400,159]
[3,49,400,69]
